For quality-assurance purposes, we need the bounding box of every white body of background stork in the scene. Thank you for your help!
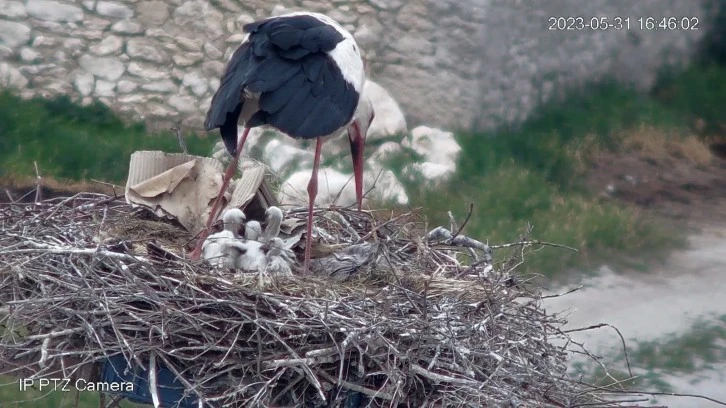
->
[196,11,375,272]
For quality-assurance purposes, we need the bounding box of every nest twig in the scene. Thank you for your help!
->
[0,193,646,407]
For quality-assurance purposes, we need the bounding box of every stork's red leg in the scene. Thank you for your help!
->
[190,127,251,260]
[304,138,324,273]
[207,126,251,229]
[348,122,365,212]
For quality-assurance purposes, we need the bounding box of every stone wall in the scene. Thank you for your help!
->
[0,0,713,132]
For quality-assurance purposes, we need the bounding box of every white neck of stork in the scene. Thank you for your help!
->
[263,206,283,242]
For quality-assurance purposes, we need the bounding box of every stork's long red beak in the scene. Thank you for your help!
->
[348,122,365,211]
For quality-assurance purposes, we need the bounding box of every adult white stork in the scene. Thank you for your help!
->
[196,11,375,272]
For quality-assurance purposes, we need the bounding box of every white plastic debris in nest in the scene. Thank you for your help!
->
[124,151,278,236]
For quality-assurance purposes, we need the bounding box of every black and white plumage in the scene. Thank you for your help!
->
[204,12,366,153]
[196,11,375,273]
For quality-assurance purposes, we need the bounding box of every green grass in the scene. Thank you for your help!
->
[574,315,726,393]
[402,163,679,276]
[628,315,726,375]
[386,81,700,276]
[0,91,216,184]
[456,83,688,188]
[653,62,726,136]
[396,61,725,277]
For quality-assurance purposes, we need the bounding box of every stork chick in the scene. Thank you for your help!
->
[262,237,293,276]
[202,209,247,269]
[262,206,283,243]
[245,220,263,241]
[236,219,266,273]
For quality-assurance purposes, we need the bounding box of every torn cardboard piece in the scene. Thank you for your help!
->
[231,159,279,214]
[227,160,265,211]
[125,151,277,236]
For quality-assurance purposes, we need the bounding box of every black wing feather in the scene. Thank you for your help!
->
[245,56,300,93]
[205,14,361,153]
[258,74,306,114]
[301,26,335,52]
[303,56,325,85]
[268,78,315,133]
[268,24,303,50]
[204,44,251,131]
[278,46,311,60]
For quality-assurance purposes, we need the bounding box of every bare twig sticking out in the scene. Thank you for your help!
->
[33,161,42,203]
[542,285,584,299]
[450,203,474,241]
[569,380,726,407]
[171,126,188,154]
[490,240,579,253]
[90,179,122,197]
[447,210,458,233]
[4,189,15,203]
[563,323,633,379]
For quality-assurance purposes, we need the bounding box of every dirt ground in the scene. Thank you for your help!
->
[585,140,726,227]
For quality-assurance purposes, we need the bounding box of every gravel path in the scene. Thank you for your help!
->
[544,226,726,407]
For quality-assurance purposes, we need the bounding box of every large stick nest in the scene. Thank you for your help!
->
[0,193,618,407]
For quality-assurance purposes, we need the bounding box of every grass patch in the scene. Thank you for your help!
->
[455,83,687,189]
[0,91,216,184]
[653,63,726,136]
[397,62,726,276]
[573,315,726,394]
[627,315,726,375]
[402,163,679,276]
[390,82,698,276]
[618,125,716,166]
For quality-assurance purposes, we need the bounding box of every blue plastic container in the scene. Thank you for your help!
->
[99,354,198,407]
